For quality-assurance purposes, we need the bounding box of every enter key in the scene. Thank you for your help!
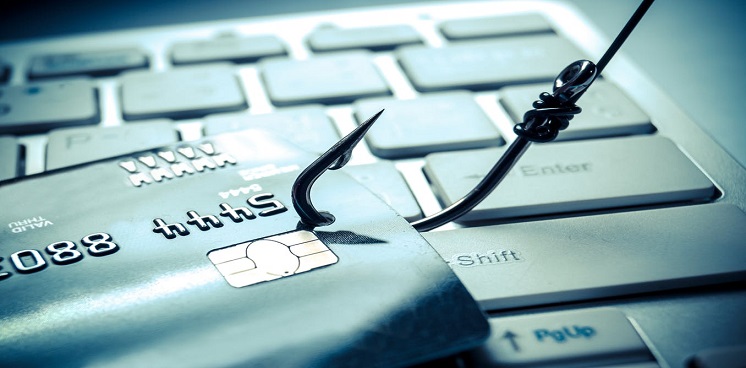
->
[424,135,715,223]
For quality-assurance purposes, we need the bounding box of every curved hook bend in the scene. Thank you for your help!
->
[291,110,384,227]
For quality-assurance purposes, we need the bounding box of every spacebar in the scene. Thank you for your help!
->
[423,204,746,311]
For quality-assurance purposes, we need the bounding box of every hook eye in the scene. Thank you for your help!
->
[553,60,597,104]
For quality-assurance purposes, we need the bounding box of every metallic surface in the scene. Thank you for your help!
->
[1,2,745,366]
[0,130,488,367]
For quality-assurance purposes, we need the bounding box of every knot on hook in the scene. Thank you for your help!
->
[514,60,597,143]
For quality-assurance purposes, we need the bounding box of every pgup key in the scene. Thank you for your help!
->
[534,325,596,343]
[468,308,656,367]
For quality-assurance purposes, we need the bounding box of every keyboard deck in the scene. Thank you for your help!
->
[1,1,745,367]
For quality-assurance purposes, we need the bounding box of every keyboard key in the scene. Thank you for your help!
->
[425,135,714,222]
[0,61,10,83]
[597,363,660,368]
[307,25,421,51]
[689,345,746,368]
[0,80,99,134]
[397,35,585,92]
[440,13,553,40]
[355,92,503,158]
[424,203,746,310]
[171,35,286,65]
[204,106,339,153]
[261,52,390,106]
[344,161,422,221]
[0,135,20,181]
[468,309,652,367]
[46,120,178,170]
[500,80,654,140]
[28,48,148,79]
[121,65,247,120]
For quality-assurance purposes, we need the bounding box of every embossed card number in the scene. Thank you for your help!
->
[208,230,338,287]
[152,193,287,239]
[0,232,119,281]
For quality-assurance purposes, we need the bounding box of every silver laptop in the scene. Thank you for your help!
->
[1,1,744,367]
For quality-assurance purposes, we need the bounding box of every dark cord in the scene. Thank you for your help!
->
[596,0,655,73]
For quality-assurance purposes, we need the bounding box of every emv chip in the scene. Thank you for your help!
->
[207,230,338,287]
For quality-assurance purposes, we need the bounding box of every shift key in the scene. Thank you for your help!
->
[424,135,715,222]
[424,204,746,310]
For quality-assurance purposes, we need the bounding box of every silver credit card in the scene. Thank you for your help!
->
[0,130,488,367]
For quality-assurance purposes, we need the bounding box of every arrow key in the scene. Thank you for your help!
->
[469,308,656,367]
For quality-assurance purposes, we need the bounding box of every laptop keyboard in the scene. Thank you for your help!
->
[1,1,745,367]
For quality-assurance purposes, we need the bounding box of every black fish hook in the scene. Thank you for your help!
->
[291,0,653,231]
[411,60,596,231]
[411,0,654,231]
[291,109,384,227]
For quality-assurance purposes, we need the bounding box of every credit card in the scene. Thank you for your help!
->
[0,130,488,367]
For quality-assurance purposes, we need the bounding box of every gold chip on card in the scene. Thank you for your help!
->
[207,230,338,287]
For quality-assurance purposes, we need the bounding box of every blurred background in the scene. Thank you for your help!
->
[2,0,744,167]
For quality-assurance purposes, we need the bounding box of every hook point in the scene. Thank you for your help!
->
[291,109,385,227]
